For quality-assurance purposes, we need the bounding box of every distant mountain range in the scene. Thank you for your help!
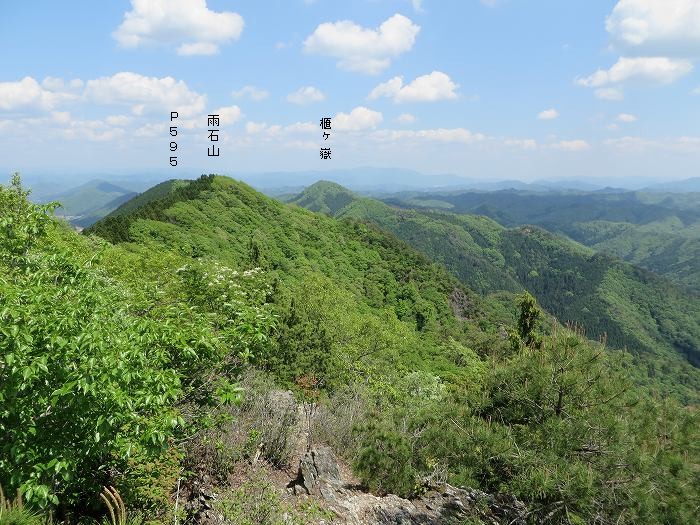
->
[16,169,700,229]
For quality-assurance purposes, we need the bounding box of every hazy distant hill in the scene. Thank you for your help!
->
[40,180,137,227]
[644,177,700,193]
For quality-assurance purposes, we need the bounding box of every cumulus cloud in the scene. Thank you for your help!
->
[579,2,700,98]
[232,85,269,101]
[537,108,559,120]
[606,0,700,57]
[334,106,383,130]
[595,87,624,100]
[287,86,326,105]
[84,72,206,117]
[368,71,458,102]
[113,0,244,56]
[303,14,420,74]
[210,105,243,125]
[0,77,77,111]
[577,56,693,87]
[396,113,416,123]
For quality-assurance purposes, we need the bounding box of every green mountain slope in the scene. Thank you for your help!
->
[384,189,700,292]
[4,174,699,523]
[86,175,503,383]
[289,182,700,382]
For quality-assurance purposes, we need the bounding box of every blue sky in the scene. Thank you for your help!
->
[1,0,699,182]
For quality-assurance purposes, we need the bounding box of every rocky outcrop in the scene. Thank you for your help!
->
[289,446,527,525]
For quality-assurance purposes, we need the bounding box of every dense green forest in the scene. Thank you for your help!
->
[382,189,700,293]
[2,174,699,524]
[290,182,700,399]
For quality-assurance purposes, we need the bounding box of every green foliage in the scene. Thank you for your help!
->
[353,422,417,497]
[84,175,216,243]
[290,181,700,403]
[0,485,43,525]
[4,173,699,524]
[0,176,275,510]
[0,173,58,266]
[515,292,542,349]
[394,188,700,293]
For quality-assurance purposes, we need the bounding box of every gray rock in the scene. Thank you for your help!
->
[289,446,527,524]
[298,445,342,494]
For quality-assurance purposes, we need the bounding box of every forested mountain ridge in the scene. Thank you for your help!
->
[382,188,700,293]
[2,174,699,524]
[289,181,700,392]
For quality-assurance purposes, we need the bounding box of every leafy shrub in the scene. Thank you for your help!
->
[353,422,416,497]
[0,177,275,509]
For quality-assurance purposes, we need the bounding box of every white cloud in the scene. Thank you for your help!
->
[607,123,620,131]
[411,0,424,13]
[480,0,500,6]
[232,85,269,101]
[606,0,700,57]
[577,56,693,87]
[42,77,65,91]
[287,86,326,105]
[368,71,458,102]
[210,105,243,125]
[334,106,383,130]
[616,113,638,122]
[0,77,76,111]
[693,85,700,94]
[371,127,486,144]
[303,14,420,74]
[537,108,559,120]
[113,0,244,56]
[551,139,591,152]
[51,111,72,124]
[595,87,624,100]
[84,72,206,117]
[396,113,416,123]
